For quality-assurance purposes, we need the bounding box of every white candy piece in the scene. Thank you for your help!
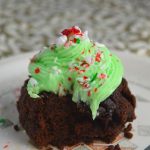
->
[55,35,67,46]
[29,78,38,86]
[85,56,93,64]
[83,30,89,38]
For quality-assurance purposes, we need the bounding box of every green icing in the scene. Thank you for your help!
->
[27,31,123,119]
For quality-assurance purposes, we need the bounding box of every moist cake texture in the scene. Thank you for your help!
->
[17,78,136,149]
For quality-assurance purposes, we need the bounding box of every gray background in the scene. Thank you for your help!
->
[0,0,150,59]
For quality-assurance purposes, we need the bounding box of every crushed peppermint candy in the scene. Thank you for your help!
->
[55,35,67,46]
[87,90,91,96]
[34,67,40,74]
[99,73,107,79]
[68,77,72,81]
[95,52,101,62]
[54,26,89,48]
[62,26,82,36]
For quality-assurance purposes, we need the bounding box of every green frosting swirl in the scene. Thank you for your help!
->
[27,28,123,119]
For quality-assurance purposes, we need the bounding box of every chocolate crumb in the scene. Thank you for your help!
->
[14,125,20,131]
[124,131,133,139]
[124,123,132,132]
[114,144,121,150]
[106,144,121,150]
[106,145,115,150]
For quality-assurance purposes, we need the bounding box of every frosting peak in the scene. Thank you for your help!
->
[27,26,124,119]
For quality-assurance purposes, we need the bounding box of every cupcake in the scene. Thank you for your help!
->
[17,26,136,149]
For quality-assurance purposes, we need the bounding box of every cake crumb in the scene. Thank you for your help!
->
[114,144,121,150]
[124,131,133,139]
[106,144,121,150]
[14,124,20,131]
[124,123,132,132]
[106,145,114,150]
[124,123,133,139]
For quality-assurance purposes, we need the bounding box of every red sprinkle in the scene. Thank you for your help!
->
[83,83,89,88]
[85,64,90,68]
[80,61,90,68]
[72,26,81,34]
[87,91,91,96]
[34,67,40,74]
[73,38,77,43]
[68,77,72,81]
[83,76,88,80]
[61,26,81,36]
[80,70,85,73]
[74,66,79,71]
[61,29,70,36]
[94,88,98,92]
[99,73,107,79]
[95,52,101,62]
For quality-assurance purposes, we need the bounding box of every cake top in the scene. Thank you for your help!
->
[27,26,124,119]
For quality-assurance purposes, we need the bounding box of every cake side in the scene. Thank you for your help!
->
[17,78,136,149]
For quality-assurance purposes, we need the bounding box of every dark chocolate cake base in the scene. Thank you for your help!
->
[17,78,136,149]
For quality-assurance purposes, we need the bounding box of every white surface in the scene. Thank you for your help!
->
[0,51,150,150]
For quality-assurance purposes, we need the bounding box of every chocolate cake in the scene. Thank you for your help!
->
[17,26,136,149]
[17,78,135,149]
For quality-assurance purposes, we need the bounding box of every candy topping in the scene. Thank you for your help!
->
[62,26,82,36]
[34,68,40,74]
[95,52,101,62]
[99,73,107,79]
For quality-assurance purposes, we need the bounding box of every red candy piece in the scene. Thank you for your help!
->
[87,91,91,96]
[72,26,81,34]
[74,66,79,71]
[62,29,70,36]
[73,38,77,43]
[83,83,89,88]
[95,52,101,62]
[83,76,88,80]
[34,67,40,74]
[61,26,81,36]
[68,77,72,81]
[80,70,85,73]
[99,73,107,79]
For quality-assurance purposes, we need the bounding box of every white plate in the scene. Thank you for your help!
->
[0,51,150,150]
